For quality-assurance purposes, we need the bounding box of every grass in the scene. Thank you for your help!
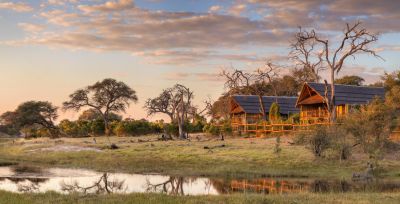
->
[0,135,400,179]
[1,191,400,204]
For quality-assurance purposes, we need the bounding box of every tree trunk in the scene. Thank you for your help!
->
[257,95,267,121]
[178,110,186,139]
[102,116,112,145]
[330,68,336,122]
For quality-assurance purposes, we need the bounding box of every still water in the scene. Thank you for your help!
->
[0,167,400,195]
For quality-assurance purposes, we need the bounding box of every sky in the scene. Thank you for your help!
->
[0,0,400,122]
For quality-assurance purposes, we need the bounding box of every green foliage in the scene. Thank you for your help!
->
[269,102,281,122]
[340,98,397,160]
[308,125,332,158]
[287,113,300,124]
[0,101,59,137]
[203,120,232,136]
[113,119,162,136]
[335,75,365,86]
[79,109,122,122]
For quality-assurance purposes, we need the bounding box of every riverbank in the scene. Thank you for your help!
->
[0,135,399,179]
[1,191,400,204]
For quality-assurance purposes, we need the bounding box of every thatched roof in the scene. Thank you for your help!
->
[231,95,299,115]
[297,82,385,106]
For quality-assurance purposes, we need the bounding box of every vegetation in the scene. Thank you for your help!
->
[269,102,281,122]
[144,84,196,139]
[335,75,365,86]
[1,191,400,204]
[1,136,400,179]
[63,78,138,137]
[0,101,59,138]
[293,21,381,121]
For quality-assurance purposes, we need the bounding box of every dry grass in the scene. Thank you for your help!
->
[1,191,400,204]
[0,135,399,179]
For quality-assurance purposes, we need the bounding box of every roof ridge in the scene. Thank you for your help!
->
[306,82,384,89]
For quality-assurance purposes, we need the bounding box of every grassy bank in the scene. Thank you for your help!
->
[0,135,400,179]
[1,191,400,204]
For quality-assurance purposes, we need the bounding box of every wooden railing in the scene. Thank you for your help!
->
[231,121,332,137]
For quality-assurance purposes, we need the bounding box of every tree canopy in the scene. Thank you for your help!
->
[0,101,59,137]
[63,78,138,136]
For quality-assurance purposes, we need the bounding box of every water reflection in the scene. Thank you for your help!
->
[0,167,400,195]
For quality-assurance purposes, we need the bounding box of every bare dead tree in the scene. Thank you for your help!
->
[290,28,326,83]
[220,69,253,95]
[144,88,179,122]
[60,173,125,194]
[220,61,280,120]
[175,84,194,139]
[144,84,194,139]
[145,177,189,195]
[295,21,382,121]
[195,97,213,118]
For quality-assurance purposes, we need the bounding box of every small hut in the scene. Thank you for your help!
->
[296,82,385,124]
[230,95,299,133]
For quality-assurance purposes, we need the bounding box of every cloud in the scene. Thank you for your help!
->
[0,2,33,12]
[163,72,190,80]
[228,4,247,16]
[209,5,221,13]
[133,49,274,65]
[18,23,45,33]
[47,0,79,6]
[12,9,290,54]
[78,0,134,13]
[3,0,400,73]
[163,72,222,82]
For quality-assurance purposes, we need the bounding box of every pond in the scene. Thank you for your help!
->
[0,166,400,195]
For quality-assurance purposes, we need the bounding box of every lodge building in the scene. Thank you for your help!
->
[230,82,385,135]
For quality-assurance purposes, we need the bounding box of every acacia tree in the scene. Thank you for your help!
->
[1,101,59,137]
[294,21,381,121]
[63,78,138,139]
[144,84,194,139]
[334,75,365,86]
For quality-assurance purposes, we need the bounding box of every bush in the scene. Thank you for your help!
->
[203,119,232,136]
[269,102,281,122]
[113,120,162,136]
[308,126,332,158]
[341,98,397,157]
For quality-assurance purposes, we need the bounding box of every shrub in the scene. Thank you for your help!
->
[292,131,308,145]
[203,124,220,136]
[269,102,281,122]
[308,126,332,158]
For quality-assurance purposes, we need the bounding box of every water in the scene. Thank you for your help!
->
[0,167,400,195]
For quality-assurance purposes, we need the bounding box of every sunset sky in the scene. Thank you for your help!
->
[1,0,400,121]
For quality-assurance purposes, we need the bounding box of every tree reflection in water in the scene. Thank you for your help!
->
[60,173,126,194]
[0,177,48,193]
[145,176,207,195]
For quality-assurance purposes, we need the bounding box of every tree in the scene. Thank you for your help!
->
[221,62,280,120]
[335,75,365,86]
[144,84,194,139]
[294,21,381,121]
[290,30,325,83]
[144,88,180,122]
[381,70,400,91]
[78,108,122,122]
[269,102,281,122]
[63,78,138,140]
[1,101,59,137]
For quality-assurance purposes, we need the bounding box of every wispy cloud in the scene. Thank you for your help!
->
[0,2,33,12]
